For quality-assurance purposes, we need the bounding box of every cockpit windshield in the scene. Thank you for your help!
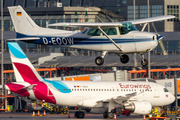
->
[164,88,169,92]
[119,22,138,35]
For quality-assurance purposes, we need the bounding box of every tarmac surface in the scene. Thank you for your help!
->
[0,112,148,120]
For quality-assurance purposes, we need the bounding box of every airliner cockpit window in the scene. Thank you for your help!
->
[119,22,138,35]
[87,29,101,36]
[164,88,169,92]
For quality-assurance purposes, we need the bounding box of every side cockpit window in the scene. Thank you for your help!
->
[87,29,101,36]
[102,28,117,35]
[119,22,138,35]
[164,88,169,92]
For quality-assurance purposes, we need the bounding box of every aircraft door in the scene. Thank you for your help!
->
[118,26,136,53]
[101,28,118,51]
[153,85,160,98]
[87,28,102,51]
[132,32,137,52]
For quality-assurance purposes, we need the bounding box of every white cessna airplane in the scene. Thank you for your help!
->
[8,6,174,67]
[4,42,175,119]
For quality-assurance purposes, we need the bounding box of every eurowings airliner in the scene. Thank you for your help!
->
[4,42,175,119]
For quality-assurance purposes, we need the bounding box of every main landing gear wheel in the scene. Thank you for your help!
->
[95,56,104,66]
[103,112,108,119]
[75,111,85,118]
[141,59,148,67]
[107,112,114,119]
[120,54,129,64]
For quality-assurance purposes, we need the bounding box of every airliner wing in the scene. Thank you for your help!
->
[127,15,175,25]
[48,15,174,27]
[78,92,142,107]
[7,37,40,41]
[97,92,138,103]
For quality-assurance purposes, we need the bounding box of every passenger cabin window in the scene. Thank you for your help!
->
[164,88,169,92]
[87,29,101,36]
[119,22,138,35]
[102,28,117,35]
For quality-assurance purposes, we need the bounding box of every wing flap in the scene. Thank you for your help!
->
[7,37,40,41]
[48,22,122,28]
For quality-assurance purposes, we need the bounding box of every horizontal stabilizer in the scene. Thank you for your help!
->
[18,84,37,91]
[7,37,40,41]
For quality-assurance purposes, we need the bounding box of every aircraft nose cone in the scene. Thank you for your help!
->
[171,94,175,103]
[157,35,164,40]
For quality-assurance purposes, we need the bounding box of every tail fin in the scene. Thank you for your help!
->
[8,6,39,35]
[7,42,44,83]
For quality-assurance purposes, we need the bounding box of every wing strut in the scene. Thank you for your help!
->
[141,23,147,32]
[98,26,124,51]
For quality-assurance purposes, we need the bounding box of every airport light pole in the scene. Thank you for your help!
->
[133,0,137,69]
[1,0,4,109]
[147,0,151,78]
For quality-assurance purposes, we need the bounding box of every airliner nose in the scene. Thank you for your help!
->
[171,94,175,103]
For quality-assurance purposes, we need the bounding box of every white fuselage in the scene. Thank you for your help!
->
[18,28,158,54]
[40,81,174,107]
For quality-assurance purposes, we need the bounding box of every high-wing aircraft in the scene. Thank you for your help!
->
[4,42,175,119]
[8,6,175,67]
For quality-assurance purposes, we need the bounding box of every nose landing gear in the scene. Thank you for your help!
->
[140,54,148,67]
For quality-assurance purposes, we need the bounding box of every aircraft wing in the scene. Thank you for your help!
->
[98,92,138,103]
[48,22,122,28]
[48,15,174,28]
[126,15,175,25]
[78,92,140,107]
[7,37,40,41]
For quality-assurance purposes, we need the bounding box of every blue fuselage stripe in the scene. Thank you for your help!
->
[17,33,154,46]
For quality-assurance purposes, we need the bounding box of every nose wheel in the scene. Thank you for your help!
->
[120,54,129,64]
[140,54,148,67]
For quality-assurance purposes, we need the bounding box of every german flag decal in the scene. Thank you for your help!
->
[17,12,22,16]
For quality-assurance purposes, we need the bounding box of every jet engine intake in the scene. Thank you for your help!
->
[124,101,152,115]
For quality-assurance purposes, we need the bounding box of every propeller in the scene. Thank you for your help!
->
[151,22,167,55]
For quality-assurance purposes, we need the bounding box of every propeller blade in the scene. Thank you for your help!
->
[157,35,164,40]
[158,39,167,55]
[151,22,167,55]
